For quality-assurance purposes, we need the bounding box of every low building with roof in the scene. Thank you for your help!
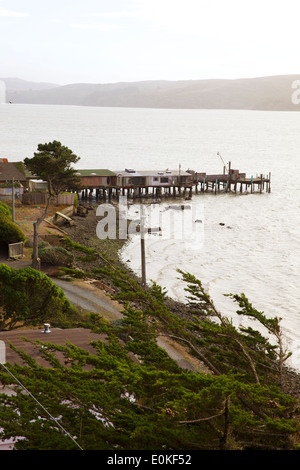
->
[75,169,117,188]
[0,161,27,201]
[0,161,27,187]
[115,168,192,188]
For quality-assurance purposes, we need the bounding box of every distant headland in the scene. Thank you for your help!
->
[1,74,300,111]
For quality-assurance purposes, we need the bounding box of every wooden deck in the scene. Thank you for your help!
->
[192,173,271,195]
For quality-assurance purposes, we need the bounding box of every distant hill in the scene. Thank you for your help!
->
[2,75,300,111]
[2,77,60,91]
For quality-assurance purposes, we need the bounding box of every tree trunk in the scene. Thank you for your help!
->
[220,396,230,450]
[31,194,52,271]
[32,222,40,270]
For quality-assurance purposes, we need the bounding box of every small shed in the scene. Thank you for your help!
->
[75,169,117,188]
[28,179,48,192]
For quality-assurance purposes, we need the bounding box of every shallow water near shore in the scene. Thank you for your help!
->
[1,104,299,370]
[120,191,300,370]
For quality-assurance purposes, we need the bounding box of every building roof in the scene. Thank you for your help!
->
[115,169,191,177]
[115,170,145,177]
[0,162,27,182]
[0,327,139,369]
[0,328,108,368]
[75,169,117,177]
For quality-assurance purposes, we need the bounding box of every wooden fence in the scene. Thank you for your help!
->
[8,242,24,260]
[22,192,75,205]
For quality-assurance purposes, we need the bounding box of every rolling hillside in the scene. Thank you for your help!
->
[2,75,299,111]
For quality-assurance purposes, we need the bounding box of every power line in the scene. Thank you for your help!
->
[0,362,83,450]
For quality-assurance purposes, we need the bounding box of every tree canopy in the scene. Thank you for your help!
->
[24,140,81,197]
[0,213,25,245]
[24,140,81,270]
[0,260,299,450]
[0,264,73,330]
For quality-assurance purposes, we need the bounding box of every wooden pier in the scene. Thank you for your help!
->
[74,164,271,202]
[189,167,271,195]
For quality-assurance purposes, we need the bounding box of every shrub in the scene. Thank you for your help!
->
[0,264,73,330]
[61,191,78,207]
[24,238,34,248]
[26,239,51,249]
[38,246,74,266]
[38,240,51,249]
[58,267,88,278]
[0,212,25,244]
[0,202,12,219]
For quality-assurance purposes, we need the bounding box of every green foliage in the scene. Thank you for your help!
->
[24,141,81,196]
[0,201,12,219]
[61,192,78,207]
[62,236,98,255]
[0,240,298,450]
[38,246,74,266]
[0,318,298,450]
[58,267,89,279]
[229,292,282,333]
[15,161,26,176]
[73,192,78,207]
[61,236,98,262]
[227,292,293,367]
[149,281,168,303]
[93,262,184,333]
[24,140,81,270]
[0,212,25,244]
[0,264,73,330]
[0,182,22,188]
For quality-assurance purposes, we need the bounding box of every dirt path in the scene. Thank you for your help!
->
[53,278,123,321]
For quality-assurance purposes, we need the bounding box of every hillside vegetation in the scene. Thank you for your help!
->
[0,239,299,450]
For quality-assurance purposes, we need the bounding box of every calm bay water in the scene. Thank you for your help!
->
[0,103,299,369]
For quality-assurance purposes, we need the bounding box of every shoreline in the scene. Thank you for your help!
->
[60,202,194,322]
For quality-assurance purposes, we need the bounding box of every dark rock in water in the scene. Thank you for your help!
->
[168,204,191,210]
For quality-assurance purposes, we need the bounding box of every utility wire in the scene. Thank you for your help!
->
[0,362,83,450]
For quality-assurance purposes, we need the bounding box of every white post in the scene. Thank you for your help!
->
[0,80,6,104]
[12,177,15,223]
[140,204,146,288]
[0,341,6,364]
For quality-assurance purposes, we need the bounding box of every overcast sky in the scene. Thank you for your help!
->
[0,0,299,85]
